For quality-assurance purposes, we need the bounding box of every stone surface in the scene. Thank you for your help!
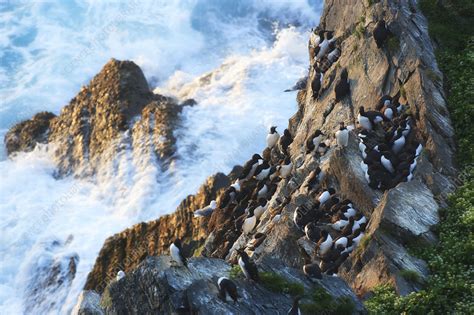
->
[4,111,56,155]
[84,172,232,293]
[6,59,181,177]
[84,0,456,300]
[76,256,365,314]
[71,291,103,315]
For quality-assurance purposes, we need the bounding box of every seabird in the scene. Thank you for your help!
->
[219,186,237,208]
[303,263,323,280]
[279,129,293,155]
[253,198,268,220]
[170,239,188,267]
[391,130,406,154]
[331,217,350,231]
[116,270,125,281]
[306,130,324,153]
[279,157,293,179]
[318,188,336,204]
[305,221,321,242]
[334,68,350,103]
[317,230,333,256]
[194,200,217,217]
[218,277,239,303]
[242,207,257,234]
[311,70,323,99]
[254,160,271,180]
[335,122,349,147]
[316,31,335,59]
[237,250,260,281]
[284,76,308,92]
[266,126,280,148]
[239,154,263,181]
[288,296,302,315]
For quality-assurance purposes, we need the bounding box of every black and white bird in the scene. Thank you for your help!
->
[331,217,350,231]
[254,160,271,180]
[311,70,323,99]
[335,122,349,147]
[237,250,260,281]
[266,126,280,148]
[358,106,384,130]
[317,230,333,256]
[284,76,308,92]
[318,188,336,204]
[279,129,293,155]
[303,263,323,280]
[242,207,257,234]
[316,31,335,59]
[253,198,268,220]
[305,221,321,242]
[373,20,390,48]
[194,200,217,217]
[219,186,237,208]
[239,154,263,180]
[170,239,188,268]
[116,270,125,281]
[288,296,302,315]
[306,130,324,153]
[381,153,395,173]
[327,46,341,63]
[334,68,350,103]
[279,157,293,179]
[217,277,239,303]
[391,130,406,154]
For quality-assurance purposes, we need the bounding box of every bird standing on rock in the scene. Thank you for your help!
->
[217,277,239,303]
[116,270,125,281]
[311,70,323,99]
[193,200,217,218]
[237,249,260,281]
[239,154,263,181]
[317,230,333,256]
[335,122,349,147]
[306,130,324,153]
[279,129,293,155]
[266,126,280,148]
[334,68,350,103]
[288,296,302,315]
[170,239,188,268]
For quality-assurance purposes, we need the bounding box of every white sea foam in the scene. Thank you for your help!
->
[0,0,322,313]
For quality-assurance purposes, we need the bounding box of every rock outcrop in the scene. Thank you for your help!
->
[5,59,182,176]
[75,256,365,314]
[5,0,458,312]
[81,0,457,305]
[4,111,56,154]
[84,170,240,293]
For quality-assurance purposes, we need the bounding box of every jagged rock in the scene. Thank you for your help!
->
[84,172,232,293]
[6,59,181,176]
[4,111,56,155]
[78,256,364,314]
[82,0,457,307]
[71,291,103,315]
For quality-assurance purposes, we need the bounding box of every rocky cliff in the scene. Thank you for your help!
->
[6,0,457,314]
[5,59,182,176]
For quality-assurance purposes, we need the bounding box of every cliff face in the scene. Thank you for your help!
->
[5,59,181,176]
[5,0,457,313]
[81,0,456,305]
